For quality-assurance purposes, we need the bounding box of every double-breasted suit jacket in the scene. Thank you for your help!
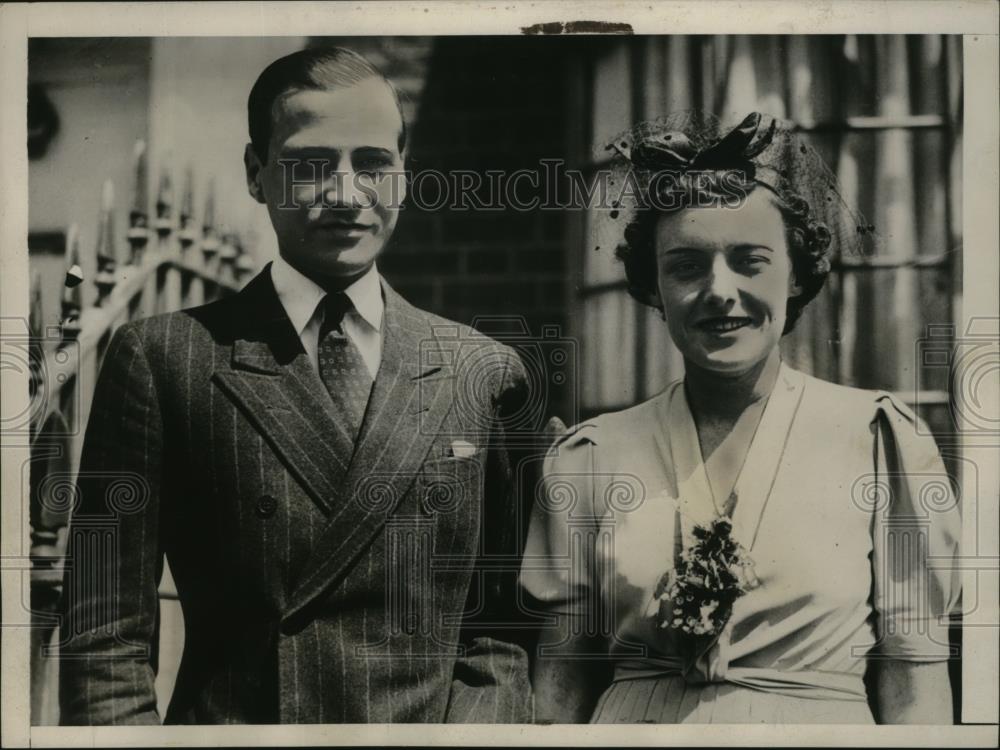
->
[59,264,532,724]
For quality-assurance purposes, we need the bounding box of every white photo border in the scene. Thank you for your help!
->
[2,2,997,747]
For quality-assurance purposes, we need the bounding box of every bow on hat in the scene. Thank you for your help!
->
[610,112,779,174]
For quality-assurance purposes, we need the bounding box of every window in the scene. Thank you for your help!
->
[571,36,962,452]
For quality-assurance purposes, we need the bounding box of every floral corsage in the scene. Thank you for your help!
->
[651,516,759,637]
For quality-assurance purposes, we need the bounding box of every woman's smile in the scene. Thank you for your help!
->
[694,315,755,334]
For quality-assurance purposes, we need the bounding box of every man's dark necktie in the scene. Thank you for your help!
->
[317,292,374,445]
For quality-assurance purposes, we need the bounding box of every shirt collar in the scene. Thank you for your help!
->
[270,253,384,336]
[342,261,384,333]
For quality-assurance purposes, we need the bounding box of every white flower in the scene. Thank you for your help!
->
[697,601,719,631]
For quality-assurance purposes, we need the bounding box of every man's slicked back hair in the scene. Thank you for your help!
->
[248,46,407,161]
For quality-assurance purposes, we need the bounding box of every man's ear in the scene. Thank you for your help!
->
[244,143,266,204]
[395,149,408,207]
[648,283,664,313]
[651,291,666,318]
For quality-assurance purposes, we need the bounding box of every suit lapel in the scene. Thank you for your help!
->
[211,264,356,515]
[282,282,453,623]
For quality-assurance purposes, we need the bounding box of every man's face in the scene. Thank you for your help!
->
[245,78,406,285]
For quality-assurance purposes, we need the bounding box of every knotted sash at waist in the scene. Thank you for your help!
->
[611,657,868,702]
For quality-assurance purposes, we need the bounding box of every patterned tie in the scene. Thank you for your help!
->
[317,292,374,445]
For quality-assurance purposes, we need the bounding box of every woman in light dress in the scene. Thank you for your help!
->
[520,112,960,724]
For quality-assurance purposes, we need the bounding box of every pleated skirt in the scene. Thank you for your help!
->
[590,676,875,724]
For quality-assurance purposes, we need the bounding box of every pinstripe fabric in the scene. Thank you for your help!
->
[59,264,532,725]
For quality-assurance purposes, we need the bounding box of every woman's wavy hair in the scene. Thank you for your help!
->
[607,112,872,335]
[616,170,833,335]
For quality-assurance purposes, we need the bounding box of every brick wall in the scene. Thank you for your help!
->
[383,37,573,337]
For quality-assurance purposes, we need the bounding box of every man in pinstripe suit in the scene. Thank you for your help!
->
[59,47,533,724]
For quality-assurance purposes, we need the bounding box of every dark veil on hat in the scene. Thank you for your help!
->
[605,110,880,259]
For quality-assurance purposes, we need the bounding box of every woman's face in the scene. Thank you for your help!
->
[653,189,801,375]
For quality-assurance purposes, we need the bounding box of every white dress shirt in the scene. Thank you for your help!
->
[270,253,384,378]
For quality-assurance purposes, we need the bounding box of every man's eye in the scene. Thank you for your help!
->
[355,159,390,176]
[290,160,335,181]
[668,261,702,276]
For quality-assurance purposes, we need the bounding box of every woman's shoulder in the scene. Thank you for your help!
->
[555,388,673,446]
[794,367,926,430]
[545,387,675,465]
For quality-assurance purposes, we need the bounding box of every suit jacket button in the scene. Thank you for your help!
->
[255,494,278,519]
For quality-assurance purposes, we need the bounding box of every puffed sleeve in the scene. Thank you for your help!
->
[870,392,961,661]
[518,424,601,617]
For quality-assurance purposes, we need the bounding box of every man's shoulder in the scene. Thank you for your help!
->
[113,295,239,354]
[125,264,277,347]
[396,299,523,394]
[394,295,516,355]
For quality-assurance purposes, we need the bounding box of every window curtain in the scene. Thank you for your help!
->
[578,35,962,421]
